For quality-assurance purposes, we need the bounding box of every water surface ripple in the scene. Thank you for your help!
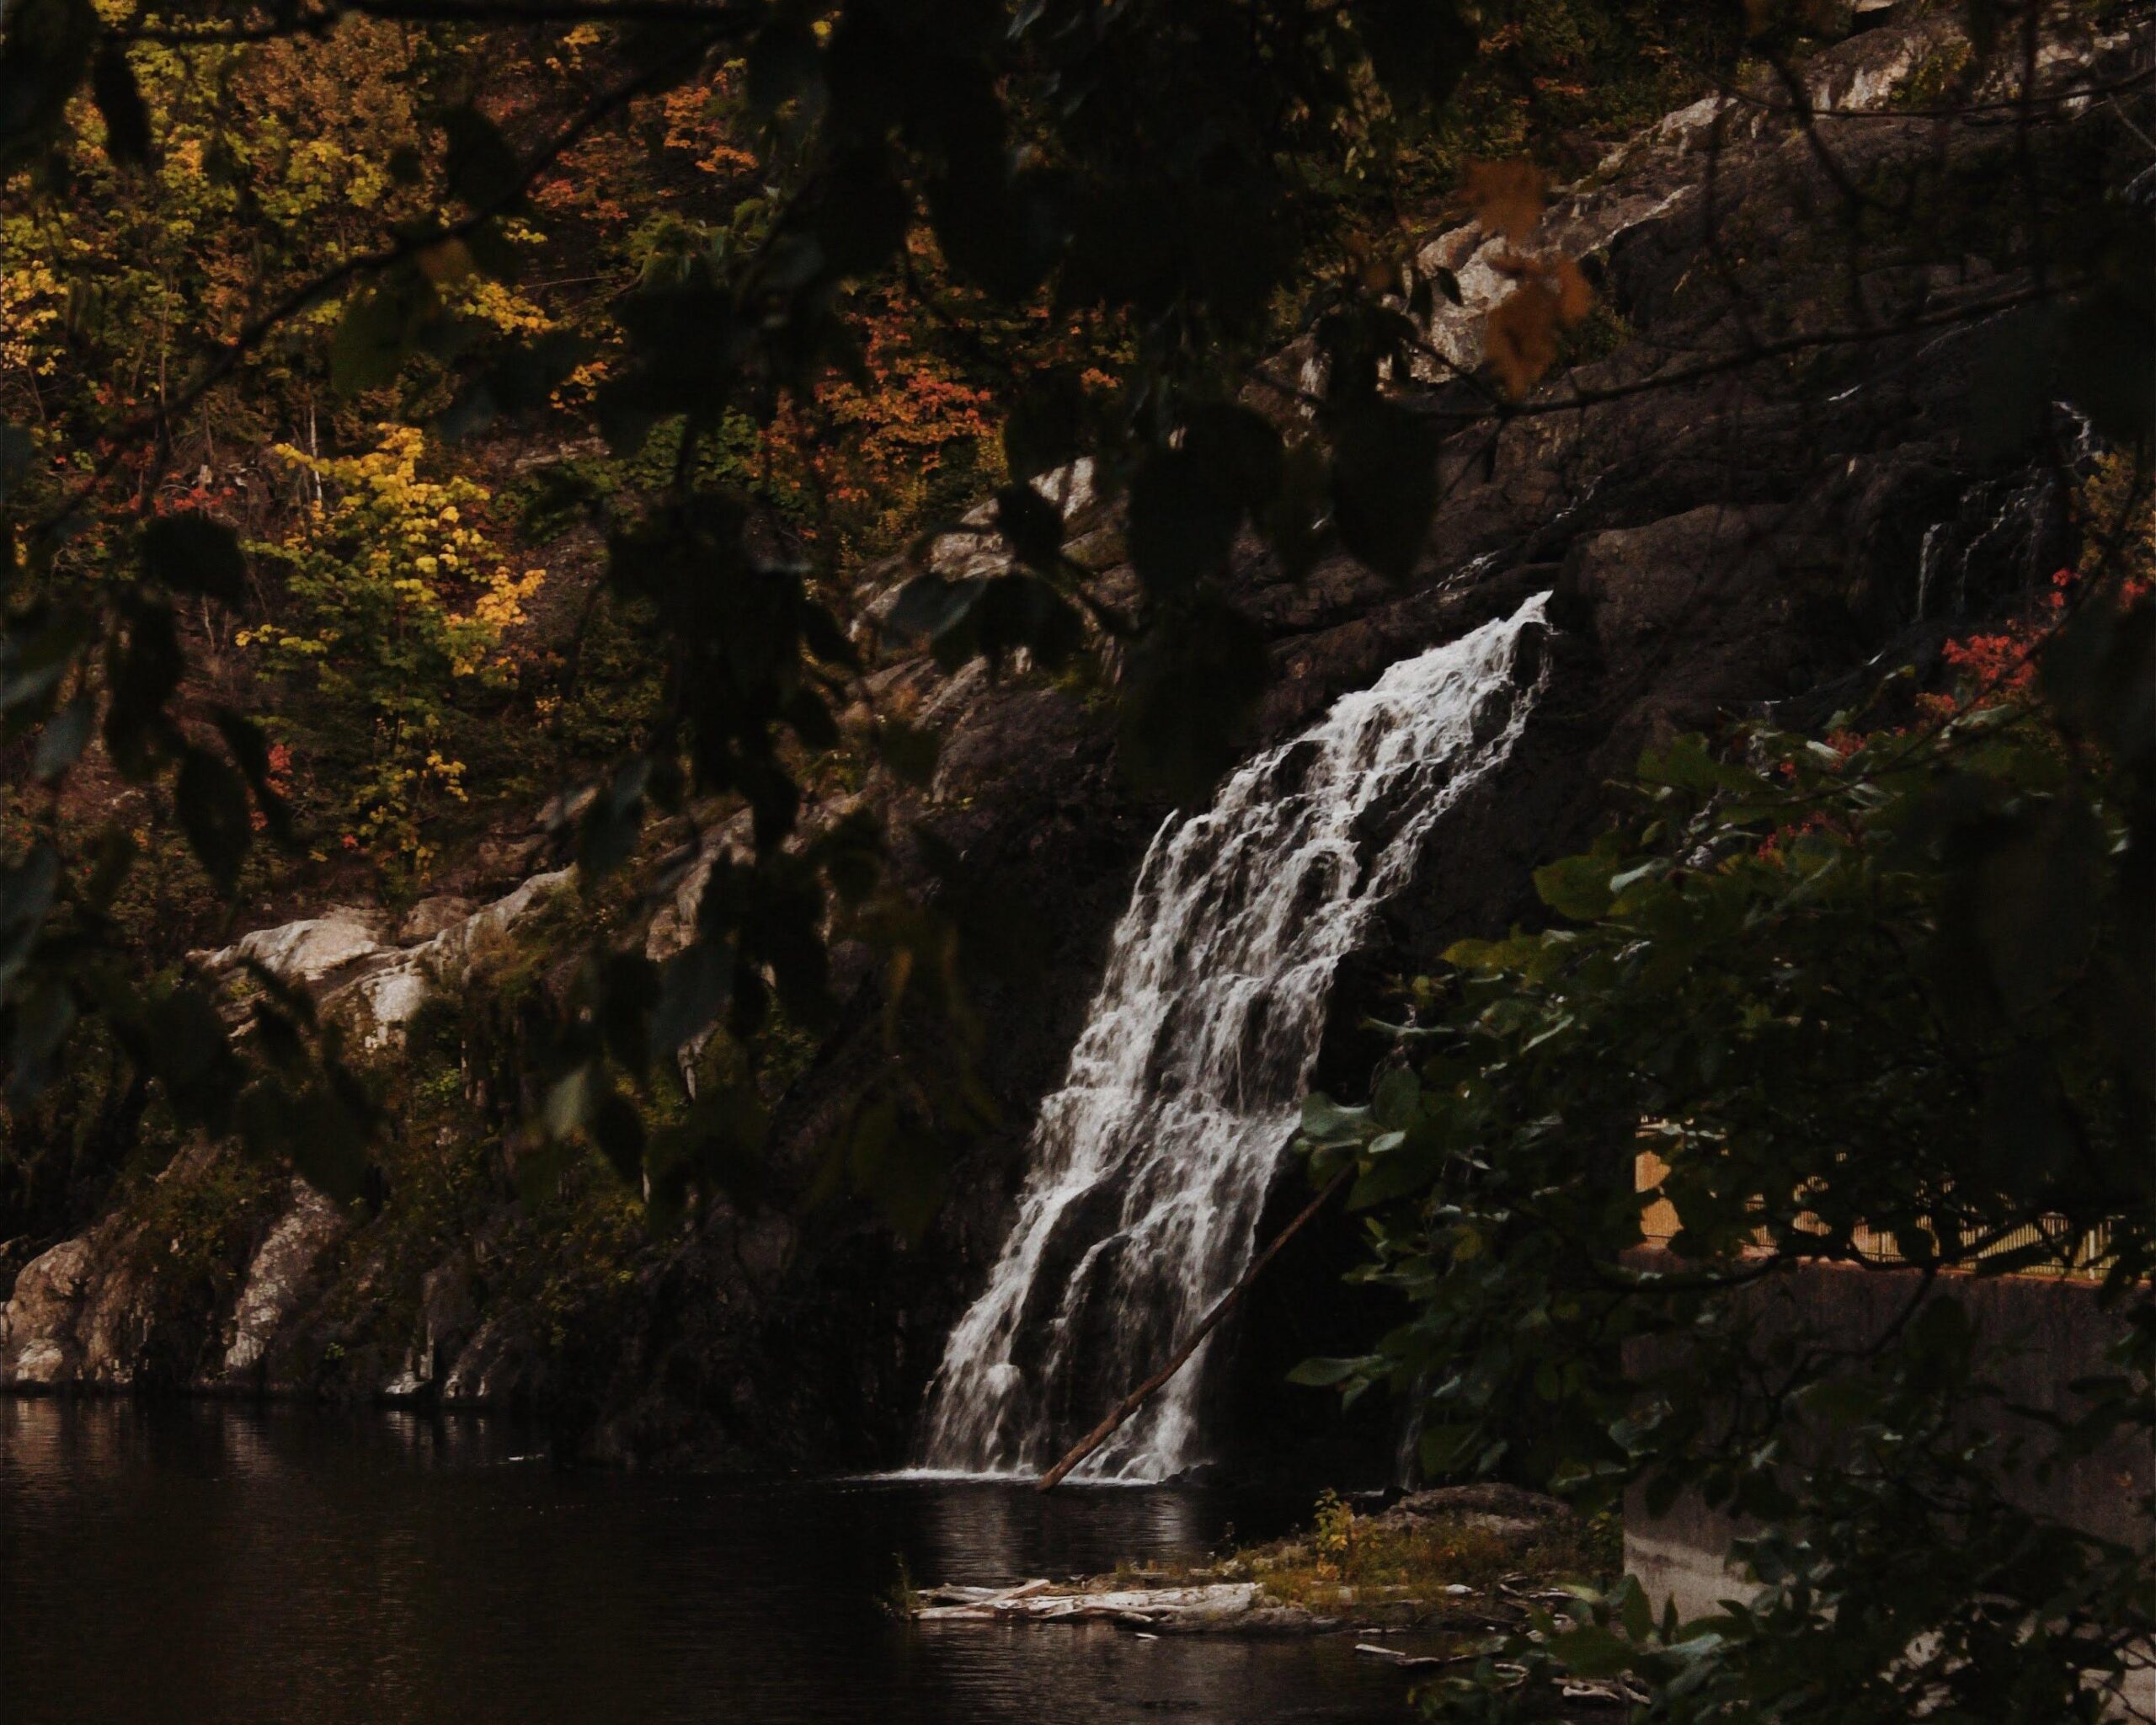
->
[1,1400,1410,1724]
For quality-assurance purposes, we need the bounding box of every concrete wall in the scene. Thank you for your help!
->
[1623,1260,2153,1702]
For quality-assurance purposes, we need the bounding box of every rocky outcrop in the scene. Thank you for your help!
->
[0,1232,134,1388]
[439,1311,543,1404]
[195,868,576,1047]
[381,1259,478,1400]
[218,1180,347,1386]
[0,1159,341,1394]
[1376,1484,1576,1542]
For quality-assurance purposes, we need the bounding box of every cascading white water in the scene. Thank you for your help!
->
[921,591,1552,1482]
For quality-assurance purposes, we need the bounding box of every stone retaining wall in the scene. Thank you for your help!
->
[1624,1260,2153,1705]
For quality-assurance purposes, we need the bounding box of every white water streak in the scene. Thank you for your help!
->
[921,593,1553,1482]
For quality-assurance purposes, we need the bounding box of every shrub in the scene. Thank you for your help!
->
[241,426,545,876]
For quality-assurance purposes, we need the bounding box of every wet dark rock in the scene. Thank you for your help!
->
[216,1181,348,1392]
[0,1226,147,1390]
[383,1259,478,1402]
[1377,1484,1576,1541]
[396,895,478,945]
[442,1313,545,1407]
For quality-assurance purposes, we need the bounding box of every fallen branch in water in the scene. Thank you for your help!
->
[1354,1642,1486,1671]
[1036,1166,1353,1493]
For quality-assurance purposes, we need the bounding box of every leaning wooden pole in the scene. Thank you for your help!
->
[1036,1165,1354,1493]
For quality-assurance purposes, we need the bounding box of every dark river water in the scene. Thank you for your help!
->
[1,1399,1412,1725]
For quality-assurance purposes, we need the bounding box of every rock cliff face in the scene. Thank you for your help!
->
[2,12,2130,1477]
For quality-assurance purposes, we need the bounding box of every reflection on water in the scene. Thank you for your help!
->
[1,1400,1411,1725]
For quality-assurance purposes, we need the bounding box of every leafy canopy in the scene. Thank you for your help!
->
[0,0,2145,1231]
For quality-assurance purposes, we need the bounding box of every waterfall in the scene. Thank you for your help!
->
[921,592,1553,1482]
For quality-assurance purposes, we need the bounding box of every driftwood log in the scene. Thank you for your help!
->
[1036,1166,1352,1491]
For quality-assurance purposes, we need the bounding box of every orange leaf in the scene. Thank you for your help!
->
[1465,160,1545,244]
[1486,286,1558,398]
[1550,255,1593,325]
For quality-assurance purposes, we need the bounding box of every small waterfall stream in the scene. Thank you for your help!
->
[921,593,1552,1482]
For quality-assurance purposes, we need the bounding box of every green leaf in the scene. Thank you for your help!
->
[886,572,979,643]
[1,611,88,714]
[239,1081,368,1204]
[1286,1355,1373,1387]
[1127,446,1238,599]
[1331,398,1442,582]
[846,1096,946,1242]
[79,826,135,915]
[248,997,311,1076]
[811,152,908,276]
[1348,1136,1441,1210]
[889,571,1085,673]
[1641,734,1754,795]
[174,746,252,891]
[1964,304,2065,461]
[1971,798,2105,1016]
[442,104,522,210]
[874,718,941,788]
[1442,933,1526,972]
[1419,1422,1479,1473]
[542,1064,596,1140]
[1001,368,1086,480]
[0,0,95,169]
[588,1087,647,1188]
[0,848,59,1004]
[1534,852,1616,921]
[995,483,1065,571]
[0,421,33,505]
[2062,285,2154,451]
[330,276,440,396]
[595,951,659,1073]
[1353,0,1476,109]
[1117,596,1267,801]
[141,513,246,605]
[211,708,291,843]
[8,977,76,1095]
[971,574,1085,670]
[577,756,650,882]
[31,693,93,780]
[652,940,733,1056]
[1549,1622,1636,1678]
[593,377,659,458]
[747,13,821,115]
[1300,1092,1371,1144]
[90,42,151,165]
[437,331,592,441]
[1373,1065,1420,1128]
